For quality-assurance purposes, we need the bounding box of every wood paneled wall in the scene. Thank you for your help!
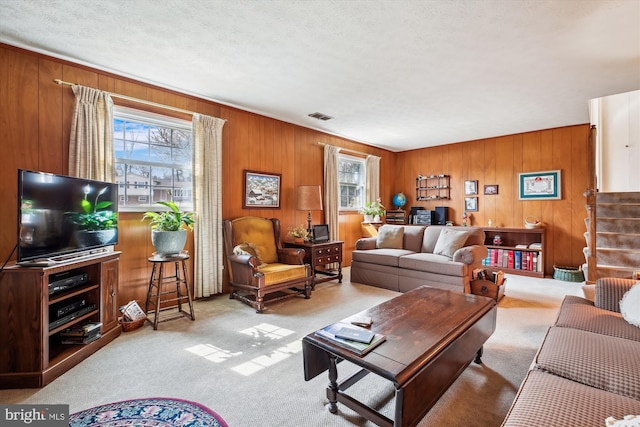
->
[0,44,392,306]
[0,44,590,306]
[395,126,591,275]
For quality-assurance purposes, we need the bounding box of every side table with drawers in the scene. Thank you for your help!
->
[284,240,343,288]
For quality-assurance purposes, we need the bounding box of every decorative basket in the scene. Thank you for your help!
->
[524,216,543,229]
[119,316,146,332]
[553,265,585,282]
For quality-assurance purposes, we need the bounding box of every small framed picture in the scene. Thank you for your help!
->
[484,185,499,195]
[464,180,478,195]
[243,170,281,209]
[464,197,478,212]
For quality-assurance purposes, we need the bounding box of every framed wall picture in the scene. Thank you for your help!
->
[464,180,478,195]
[464,197,478,212]
[243,170,281,208]
[484,184,499,195]
[518,170,562,200]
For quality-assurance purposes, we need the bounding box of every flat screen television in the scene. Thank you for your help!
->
[17,169,119,265]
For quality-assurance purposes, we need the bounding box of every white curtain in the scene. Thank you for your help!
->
[69,85,114,181]
[366,155,381,203]
[192,114,226,297]
[324,145,340,256]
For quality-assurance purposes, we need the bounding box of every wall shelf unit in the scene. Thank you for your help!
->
[0,252,121,389]
[416,175,450,201]
[482,228,545,278]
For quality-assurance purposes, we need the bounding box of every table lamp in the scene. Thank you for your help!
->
[296,185,323,238]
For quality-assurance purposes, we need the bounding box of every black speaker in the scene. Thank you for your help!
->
[434,206,448,225]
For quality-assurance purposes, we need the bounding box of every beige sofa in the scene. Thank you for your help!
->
[350,225,487,293]
[502,277,640,426]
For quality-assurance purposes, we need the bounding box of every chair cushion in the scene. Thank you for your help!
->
[232,217,278,264]
[535,326,640,400]
[233,242,267,267]
[432,228,469,258]
[377,226,404,249]
[258,263,308,285]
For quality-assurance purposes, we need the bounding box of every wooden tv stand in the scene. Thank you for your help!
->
[0,252,121,388]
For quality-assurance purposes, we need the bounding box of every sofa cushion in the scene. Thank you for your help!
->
[502,370,640,427]
[402,225,426,252]
[620,283,640,327]
[595,277,638,313]
[352,248,415,267]
[535,326,640,400]
[377,225,404,249]
[433,228,469,258]
[398,252,466,276]
[554,295,640,342]
[421,226,443,253]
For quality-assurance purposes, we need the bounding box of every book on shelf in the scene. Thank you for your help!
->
[315,322,386,356]
[61,332,101,345]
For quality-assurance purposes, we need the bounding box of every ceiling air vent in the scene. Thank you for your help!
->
[308,112,333,121]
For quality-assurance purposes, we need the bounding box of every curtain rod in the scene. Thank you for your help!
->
[317,142,376,158]
[54,78,198,116]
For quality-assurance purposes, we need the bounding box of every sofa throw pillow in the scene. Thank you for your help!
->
[233,242,267,267]
[433,228,469,258]
[376,226,404,249]
[620,282,640,328]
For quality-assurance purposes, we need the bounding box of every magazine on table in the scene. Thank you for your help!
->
[315,322,385,356]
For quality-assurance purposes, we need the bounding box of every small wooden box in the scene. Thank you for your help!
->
[471,278,506,302]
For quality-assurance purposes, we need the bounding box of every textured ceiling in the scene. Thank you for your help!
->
[1,0,638,151]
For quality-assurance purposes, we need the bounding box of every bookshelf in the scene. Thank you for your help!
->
[482,227,545,278]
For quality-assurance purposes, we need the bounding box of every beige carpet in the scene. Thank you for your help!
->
[0,269,583,426]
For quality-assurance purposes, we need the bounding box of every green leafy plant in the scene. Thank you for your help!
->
[142,201,195,231]
[358,198,386,216]
[66,185,118,231]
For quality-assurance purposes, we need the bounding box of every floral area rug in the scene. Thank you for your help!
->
[69,397,228,427]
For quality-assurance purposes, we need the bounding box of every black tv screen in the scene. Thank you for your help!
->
[17,169,119,264]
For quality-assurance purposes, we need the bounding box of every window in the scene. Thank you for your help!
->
[338,154,366,210]
[114,107,193,211]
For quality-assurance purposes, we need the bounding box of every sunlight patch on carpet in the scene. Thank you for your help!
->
[231,340,301,376]
[239,323,295,339]
[185,344,242,363]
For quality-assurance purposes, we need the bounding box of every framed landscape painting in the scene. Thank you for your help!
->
[518,170,562,200]
[243,170,281,208]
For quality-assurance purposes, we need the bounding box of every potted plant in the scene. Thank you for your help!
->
[288,224,310,243]
[66,185,118,247]
[142,201,195,255]
[358,198,386,223]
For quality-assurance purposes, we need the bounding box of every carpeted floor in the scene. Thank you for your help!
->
[0,268,583,426]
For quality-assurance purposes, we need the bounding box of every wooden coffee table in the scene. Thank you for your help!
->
[302,285,497,427]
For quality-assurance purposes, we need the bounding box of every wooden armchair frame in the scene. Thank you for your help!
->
[223,217,312,313]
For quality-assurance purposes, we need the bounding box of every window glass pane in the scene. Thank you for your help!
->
[338,155,365,210]
[114,108,193,211]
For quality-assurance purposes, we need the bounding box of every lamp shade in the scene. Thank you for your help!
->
[296,185,323,211]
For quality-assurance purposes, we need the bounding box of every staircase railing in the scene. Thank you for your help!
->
[584,125,597,284]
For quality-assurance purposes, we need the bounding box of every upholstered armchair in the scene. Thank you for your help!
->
[222,216,313,313]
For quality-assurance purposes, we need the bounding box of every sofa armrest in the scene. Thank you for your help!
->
[452,245,488,265]
[355,237,377,250]
[595,277,638,313]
